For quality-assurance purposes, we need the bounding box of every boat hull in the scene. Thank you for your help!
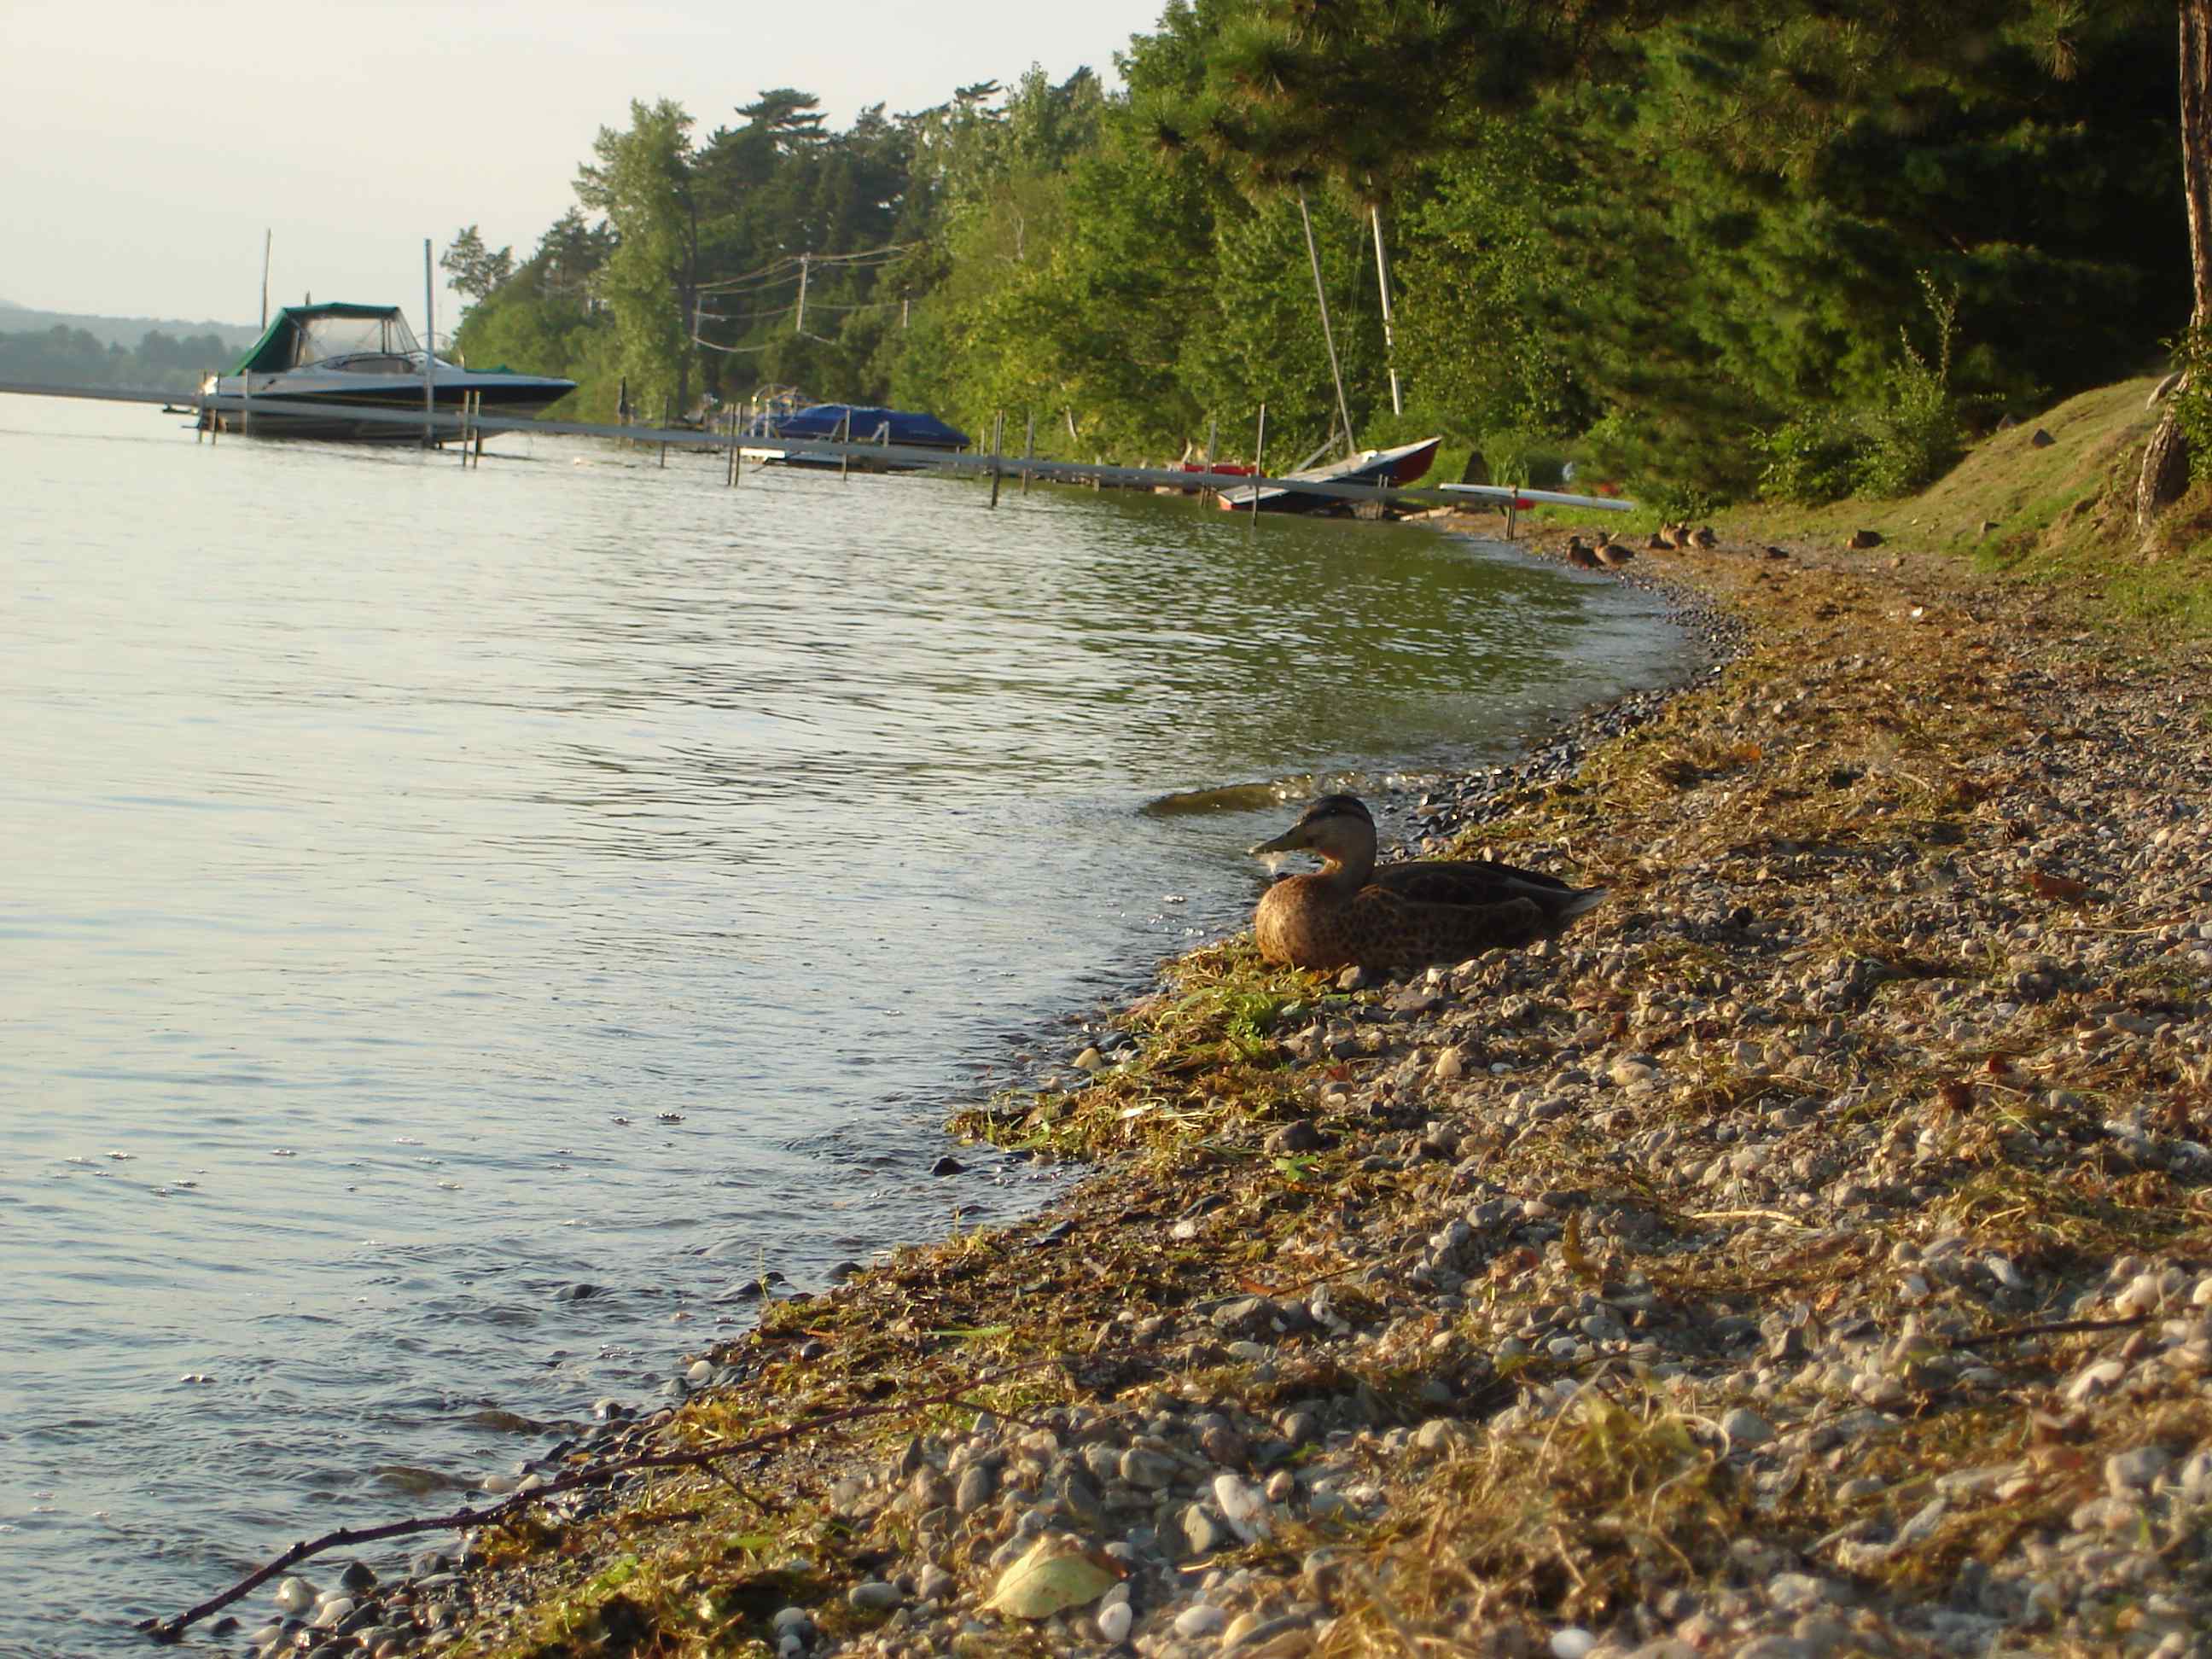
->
[201,371,577,442]
[1217,437,1441,513]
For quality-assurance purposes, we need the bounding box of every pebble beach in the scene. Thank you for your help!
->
[187,515,2212,1659]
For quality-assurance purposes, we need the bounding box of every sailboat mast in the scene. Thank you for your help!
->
[1297,191,1358,457]
[1371,204,1402,417]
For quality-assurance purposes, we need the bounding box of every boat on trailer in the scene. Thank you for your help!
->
[1216,436,1441,513]
[199,303,576,441]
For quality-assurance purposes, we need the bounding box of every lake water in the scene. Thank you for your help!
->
[0,393,1683,1654]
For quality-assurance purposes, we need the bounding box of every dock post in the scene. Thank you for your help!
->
[422,237,436,447]
[1251,404,1266,531]
[473,392,485,467]
[660,401,670,469]
[1203,415,1218,503]
[988,412,1004,508]
[1505,501,1517,541]
[1022,411,1034,495]
[242,372,252,439]
[840,409,852,484]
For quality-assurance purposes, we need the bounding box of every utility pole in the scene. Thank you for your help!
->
[795,253,810,335]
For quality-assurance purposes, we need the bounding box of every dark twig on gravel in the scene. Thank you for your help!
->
[1951,1313,2157,1349]
[139,1354,1079,1643]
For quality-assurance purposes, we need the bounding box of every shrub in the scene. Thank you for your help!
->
[1754,408,1863,505]
[1757,273,1961,504]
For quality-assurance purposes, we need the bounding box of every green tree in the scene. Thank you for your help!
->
[439,226,515,307]
[576,98,701,417]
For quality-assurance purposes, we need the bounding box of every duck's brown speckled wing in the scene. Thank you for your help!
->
[1373,858,1577,908]
[1254,876,1547,972]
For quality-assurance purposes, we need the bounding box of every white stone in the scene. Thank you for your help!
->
[2116,1272,2167,1316]
[2066,1360,2128,1405]
[2107,1446,2174,1494]
[1550,1628,1598,1659]
[1097,1599,1132,1643]
[1173,1602,1226,1639]
[1214,1473,1270,1542]
[272,1578,316,1615]
[1720,1407,1773,1450]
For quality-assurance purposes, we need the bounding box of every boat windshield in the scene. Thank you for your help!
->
[294,311,420,366]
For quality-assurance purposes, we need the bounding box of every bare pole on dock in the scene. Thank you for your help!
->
[988,411,1004,509]
[1371,204,1403,418]
[1022,410,1034,495]
[1251,403,1266,533]
[422,239,436,448]
[1295,193,1357,458]
[259,230,272,330]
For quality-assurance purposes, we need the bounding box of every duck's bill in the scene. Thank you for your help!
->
[1248,829,1305,856]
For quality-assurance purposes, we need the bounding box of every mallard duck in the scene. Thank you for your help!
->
[1249,795,1606,972]
[1596,531,1635,568]
[1688,524,1719,550]
[1566,535,1602,569]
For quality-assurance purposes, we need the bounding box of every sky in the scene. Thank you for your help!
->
[1,0,1167,333]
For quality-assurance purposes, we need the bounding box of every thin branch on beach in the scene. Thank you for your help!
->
[1950,1312,2156,1349]
[140,1355,1076,1644]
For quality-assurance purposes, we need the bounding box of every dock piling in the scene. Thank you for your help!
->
[1250,404,1266,532]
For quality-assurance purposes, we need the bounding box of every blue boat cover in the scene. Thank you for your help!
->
[766,404,969,448]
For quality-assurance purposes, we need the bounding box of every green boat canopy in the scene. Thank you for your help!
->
[228,304,420,375]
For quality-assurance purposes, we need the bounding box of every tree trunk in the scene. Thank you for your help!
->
[2140,0,2212,530]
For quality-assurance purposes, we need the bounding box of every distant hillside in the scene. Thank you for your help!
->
[0,307,258,350]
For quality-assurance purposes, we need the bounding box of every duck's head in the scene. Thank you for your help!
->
[1249,794,1377,864]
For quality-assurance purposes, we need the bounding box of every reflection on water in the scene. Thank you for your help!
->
[0,394,1683,1652]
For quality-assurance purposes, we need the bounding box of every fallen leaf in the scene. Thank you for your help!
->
[2025,870,2088,902]
[982,1537,1123,1621]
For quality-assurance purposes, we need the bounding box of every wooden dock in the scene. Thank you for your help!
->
[0,381,1636,517]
